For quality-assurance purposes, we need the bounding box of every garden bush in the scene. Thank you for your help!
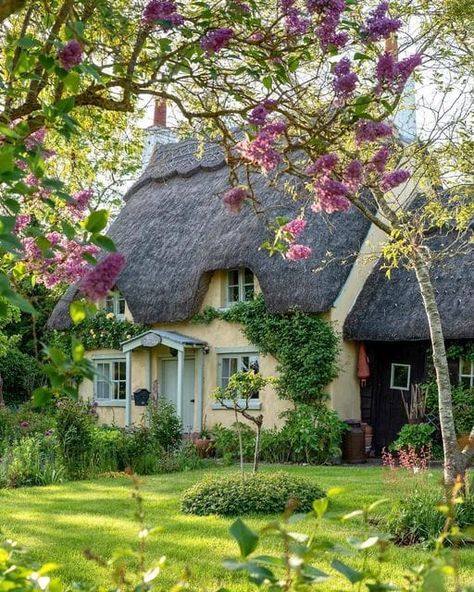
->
[425,383,474,439]
[389,423,435,452]
[0,347,44,405]
[278,404,346,464]
[0,433,65,488]
[148,399,183,452]
[386,486,474,546]
[181,471,324,516]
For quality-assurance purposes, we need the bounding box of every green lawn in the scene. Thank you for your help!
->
[0,465,472,590]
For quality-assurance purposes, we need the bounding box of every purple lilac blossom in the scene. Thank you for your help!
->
[58,40,83,71]
[236,120,287,173]
[312,177,351,213]
[67,188,93,219]
[79,253,126,301]
[333,57,358,102]
[248,105,269,126]
[344,159,364,192]
[369,144,391,173]
[223,187,248,214]
[376,52,422,93]
[380,169,410,191]
[200,28,234,55]
[142,1,184,26]
[285,244,312,261]
[363,2,401,42]
[355,120,393,144]
[305,153,339,176]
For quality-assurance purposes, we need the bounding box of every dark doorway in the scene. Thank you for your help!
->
[361,341,428,454]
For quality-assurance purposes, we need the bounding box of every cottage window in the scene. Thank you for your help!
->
[390,363,411,391]
[226,267,255,306]
[104,291,126,320]
[94,358,127,401]
[218,353,260,400]
[459,358,474,388]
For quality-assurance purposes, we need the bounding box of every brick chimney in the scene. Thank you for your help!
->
[142,99,177,169]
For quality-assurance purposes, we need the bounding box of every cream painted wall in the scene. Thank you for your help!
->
[327,174,421,421]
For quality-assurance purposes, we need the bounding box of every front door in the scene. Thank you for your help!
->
[161,358,195,432]
[364,342,428,453]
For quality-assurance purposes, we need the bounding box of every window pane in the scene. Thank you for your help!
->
[105,297,114,313]
[228,270,239,286]
[114,361,126,381]
[460,358,472,376]
[243,284,254,301]
[244,267,254,284]
[227,285,239,303]
[96,380,109,400]
[117,297,126,316]
[391,364,410,390]
[115,381,126,400]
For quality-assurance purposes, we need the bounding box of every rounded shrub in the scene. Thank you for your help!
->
[181,471,324,516]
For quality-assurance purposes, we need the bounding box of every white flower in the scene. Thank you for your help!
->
[106,312,115,320]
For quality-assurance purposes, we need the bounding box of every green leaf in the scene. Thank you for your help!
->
[229,519,259,558]
[367,499,390,513]
[72,339,85,363]
[313,497,329,518]
[262,75,272,90]
[84,209,109,233]
[55,96,75,113]
[327,487,345,498]
[16,36,41,49]
[331,560,364,584]
[63,71,81,93]
[353,52,372,61]
[70,301,87,324]
[92,234,116,252]
[342,510,364,521]
[32,387,53,408]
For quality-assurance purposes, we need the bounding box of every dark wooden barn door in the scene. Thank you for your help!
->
[363,342,428,454]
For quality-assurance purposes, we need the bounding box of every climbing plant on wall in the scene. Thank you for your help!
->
[49,311,146,352]
[193,295,339,405]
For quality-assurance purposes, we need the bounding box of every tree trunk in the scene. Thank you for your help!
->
[234,407,244,482]
[412,250,469,484]
[253,422,262,474]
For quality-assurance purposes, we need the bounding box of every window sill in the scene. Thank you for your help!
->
[95,400,126,407]
[212,400,262,411]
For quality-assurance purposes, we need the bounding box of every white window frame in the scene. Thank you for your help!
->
[103,291,126,320]
[459,357,474,388]
[213,350,261,410]
[225,267,255,307]
[93,356,127,406]
[390,363,411,391]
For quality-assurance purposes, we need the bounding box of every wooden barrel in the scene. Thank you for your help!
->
[342,421,367,463]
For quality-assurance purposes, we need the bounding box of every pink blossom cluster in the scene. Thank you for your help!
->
[309,0,348,50]
[312,177,351,213]
[355,120,393,144]
[25,128,46,150]
[14,214,31,233]
[236,120,287,173]
[380,168,410,191]
[58,40,83,71]
[280,0,310,36]
[79,253,126,301]
[223,186,248,214]
[382,446,431,474]
[362,1,401,42]
[285,243,312,261]
[22,234,99,289]
[283,218,307,238]
[344,159,364,192]
[305,153,338,176]
[200,28,234,55]
[333,57,358,102]
[142,0,184,27]
[67,188,94,219]
[369,144,391,173]
[376,52,422,94]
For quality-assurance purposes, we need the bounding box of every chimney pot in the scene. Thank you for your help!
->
[153,100,167,127]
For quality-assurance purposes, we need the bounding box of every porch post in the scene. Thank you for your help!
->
[196,348,204,432]
[176,348,184,419]
[125,350,132,427]
[146,349,152,391]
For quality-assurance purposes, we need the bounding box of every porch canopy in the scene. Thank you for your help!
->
[121,330,208,427]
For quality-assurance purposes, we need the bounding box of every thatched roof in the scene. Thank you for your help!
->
[49,138,373,329]
[344,236,474,341]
